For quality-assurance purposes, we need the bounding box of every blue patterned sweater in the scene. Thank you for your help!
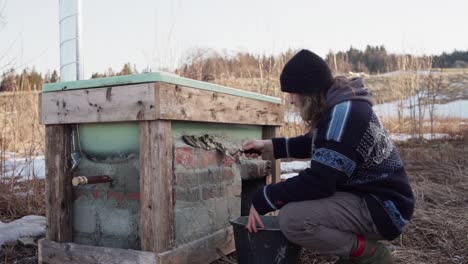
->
[252,99,415,240]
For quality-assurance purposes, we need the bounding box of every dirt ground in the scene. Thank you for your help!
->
[1,138,467,264]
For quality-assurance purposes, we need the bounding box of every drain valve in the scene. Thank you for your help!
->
[72,175,113,186]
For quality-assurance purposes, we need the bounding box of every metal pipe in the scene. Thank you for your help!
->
[59,0,83,82]
[72,175,113,186]
[60,0,84,170]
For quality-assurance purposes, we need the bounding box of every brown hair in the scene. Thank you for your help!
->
[294,93,326,132]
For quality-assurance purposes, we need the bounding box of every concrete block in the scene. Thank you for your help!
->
[174,172,199,187]
[205,198,230,232]
[175,186,201,201]
[73,203,96,234]
[201,184,225,200]
[174,205,212,245]
[227,196,241,219]
[98,208,132,236]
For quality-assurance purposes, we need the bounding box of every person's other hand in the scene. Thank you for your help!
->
[246,205,265,233]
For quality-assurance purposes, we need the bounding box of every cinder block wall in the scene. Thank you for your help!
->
[173,139,242,245]
[73,157,141,249]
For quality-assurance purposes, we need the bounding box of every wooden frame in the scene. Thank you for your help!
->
[38,226,234,264]
[39,239,157,264]
[41,79,283,264]
[140,120,174,253]
[40,82,283,126]
[262,126,281,184]
[45,125,73,242]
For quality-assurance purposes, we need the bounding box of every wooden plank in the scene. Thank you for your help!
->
[158,83,283,126]
[38,239,157,264]
[40,84,157,124]
[140,121,174,253]
[45,125,73,242]
[156,227,235,264]
[42,72,282,104]
[262,126,281,184]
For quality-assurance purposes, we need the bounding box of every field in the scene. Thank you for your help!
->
[1,71,467,264]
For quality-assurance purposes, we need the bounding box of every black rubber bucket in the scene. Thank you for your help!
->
[230,216,301,264]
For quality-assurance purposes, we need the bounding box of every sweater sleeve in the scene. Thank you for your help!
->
[271,133,313,159]
[252,101,370,215]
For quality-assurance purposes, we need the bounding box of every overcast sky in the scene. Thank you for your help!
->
[1,0,467,78]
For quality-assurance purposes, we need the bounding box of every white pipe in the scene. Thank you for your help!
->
[59,0,83,81]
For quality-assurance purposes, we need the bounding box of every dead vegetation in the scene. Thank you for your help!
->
[0,179,45,222]
[0,89,45,222]
[0,243,37,264]
[0,91,43,155]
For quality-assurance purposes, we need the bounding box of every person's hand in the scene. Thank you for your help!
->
[242,139,273,158]
[246,205,265,233]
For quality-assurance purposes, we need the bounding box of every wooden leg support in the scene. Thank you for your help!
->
[45,125,73,242]
[140,121,174,253]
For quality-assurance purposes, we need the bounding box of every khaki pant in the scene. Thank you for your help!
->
[278,192,383,257]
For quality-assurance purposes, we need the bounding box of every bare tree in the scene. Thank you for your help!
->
[395,55,433,139]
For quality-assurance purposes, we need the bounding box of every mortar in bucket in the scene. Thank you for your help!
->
[230,216,301,264]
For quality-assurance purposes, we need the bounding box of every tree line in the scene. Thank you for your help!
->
[1,47,467,92]
[326,46,468,74]
[0,63,135,92]
[177,46,468,81]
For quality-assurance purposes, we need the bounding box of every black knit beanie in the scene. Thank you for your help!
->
[280,49,334,95]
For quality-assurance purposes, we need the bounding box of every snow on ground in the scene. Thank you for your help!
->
[281,161,309,180]
[280,160,310,173]
[1,154,45,181]
[0,215,46,247]
[390,133,451,142]
[281,173,299,180]
[373,99,468,119]
[287,99,468,124]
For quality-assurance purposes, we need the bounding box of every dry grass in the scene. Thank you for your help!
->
[389,138,468,263]
[0,179,45,222]
[0,90,45,223]
[380,117,467,136]
[0,243,37,264]
[0,91,43,155]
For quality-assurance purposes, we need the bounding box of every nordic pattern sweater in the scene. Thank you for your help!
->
[252,99,415,240]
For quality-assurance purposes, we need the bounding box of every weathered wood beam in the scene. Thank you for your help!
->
[45,125,73,242]
[158,83,283,126]
[156,227,235,264]
[262,126,281,184]
[40,84,157,124]
[38,239,157,264]
[140,120,174,253]
[40,82,283,125]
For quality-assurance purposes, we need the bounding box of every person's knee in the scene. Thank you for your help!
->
[279,201,328,246]
[278,203,306,242]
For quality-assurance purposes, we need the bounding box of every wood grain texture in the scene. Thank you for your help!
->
[140,121,174,253]
[156,227,235,264]
[45,125,73,242]
[158,83,283,126]
[41,84,157,124]
[38,239,157,264]
[262,126,281,184]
